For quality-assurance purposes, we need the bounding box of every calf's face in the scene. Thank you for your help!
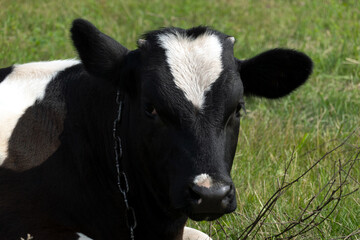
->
[71,19,313,221]
[134,29,243,220]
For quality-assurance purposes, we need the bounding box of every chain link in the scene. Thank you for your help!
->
[113,90,137,240]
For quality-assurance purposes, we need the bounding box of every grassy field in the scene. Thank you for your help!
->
[1,0,359,239]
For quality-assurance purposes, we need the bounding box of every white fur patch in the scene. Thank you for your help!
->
[0,60,79,165]
[194,173,213,188]
[183,227,212,240]
[77,232,93,240]
[158,32,223,108]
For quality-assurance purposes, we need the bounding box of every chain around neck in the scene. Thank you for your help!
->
[113,90,137,240]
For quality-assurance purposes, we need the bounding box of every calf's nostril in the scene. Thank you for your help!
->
[189,184,232,208]
[220,185,234,208]
[187,183,236,220]
[189,185,202,205]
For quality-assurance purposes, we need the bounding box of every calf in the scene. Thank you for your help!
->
[0,19,312,240]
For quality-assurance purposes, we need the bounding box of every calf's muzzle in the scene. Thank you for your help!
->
[188,183,236,221]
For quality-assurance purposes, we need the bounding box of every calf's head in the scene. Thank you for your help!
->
[71,19,312,221]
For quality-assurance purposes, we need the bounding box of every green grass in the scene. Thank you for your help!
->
[1,0,359,239]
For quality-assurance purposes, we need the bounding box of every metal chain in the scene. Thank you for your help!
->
[113,90,137,240]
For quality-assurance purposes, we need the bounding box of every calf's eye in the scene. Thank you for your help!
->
[145,105,158,118]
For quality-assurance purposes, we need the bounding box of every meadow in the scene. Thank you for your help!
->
[1,0,359,239]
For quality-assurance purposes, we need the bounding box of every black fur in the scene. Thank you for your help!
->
[71,19,129,82]
[3,71,68,171]
[238,48,313,98]
[0,66,13,83]
[0,19,313,240]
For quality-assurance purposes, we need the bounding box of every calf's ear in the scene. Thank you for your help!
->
[237,49,313,99]
[71,19,129,82]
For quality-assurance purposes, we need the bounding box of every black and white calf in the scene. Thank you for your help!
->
[0,19,312,240]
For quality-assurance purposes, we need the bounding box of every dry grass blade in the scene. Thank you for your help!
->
[236,131,359,240]
[330,229,360,240]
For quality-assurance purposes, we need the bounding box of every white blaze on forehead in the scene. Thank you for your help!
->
[194,173,213,188]
[0,60,79,165]
[158,32,223,108]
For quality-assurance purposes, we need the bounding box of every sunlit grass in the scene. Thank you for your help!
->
[1,0,359,239]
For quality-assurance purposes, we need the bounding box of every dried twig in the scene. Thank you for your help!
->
[236,131,359,240]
